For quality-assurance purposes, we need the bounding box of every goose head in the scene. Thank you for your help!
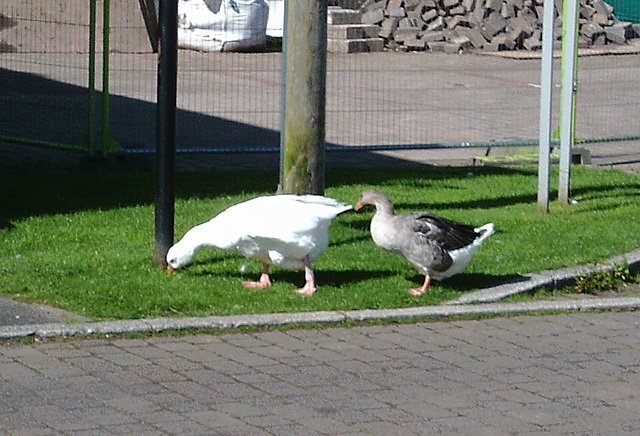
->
[166,241,197,273]
[355,189,395,214]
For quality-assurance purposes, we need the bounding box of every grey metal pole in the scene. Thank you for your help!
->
[280,0,327,195]
[537,0,556,214]
[559,0,579,204]
[154,0,178,267]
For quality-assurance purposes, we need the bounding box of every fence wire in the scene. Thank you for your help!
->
[1,0,639,158]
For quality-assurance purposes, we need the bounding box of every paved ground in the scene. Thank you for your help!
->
[1,311,639,435]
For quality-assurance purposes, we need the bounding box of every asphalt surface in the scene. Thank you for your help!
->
[1,51,640,434]
[0,297,89,328]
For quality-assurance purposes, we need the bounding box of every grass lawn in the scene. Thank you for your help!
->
[1,165,639,321]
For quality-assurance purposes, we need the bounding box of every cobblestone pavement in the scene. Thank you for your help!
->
[1,310,639,435]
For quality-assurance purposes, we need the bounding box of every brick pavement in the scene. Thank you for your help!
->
[1,311,639,435]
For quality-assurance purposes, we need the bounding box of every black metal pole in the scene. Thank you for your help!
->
[154,0,178,267]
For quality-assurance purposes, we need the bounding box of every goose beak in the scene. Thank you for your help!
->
[354,200,363,212]
[167,265,175,274]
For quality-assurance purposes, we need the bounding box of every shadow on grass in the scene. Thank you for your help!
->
[180,255,518,295]
[417,272,523,292]
[0,66,530,230]
[185,264,394,287]
[3,67,640,227]
[0,166,531,229]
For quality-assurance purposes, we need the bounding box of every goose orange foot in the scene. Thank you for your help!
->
[242,264,272,288]
[293,257,316,297]
[408,274,431,296]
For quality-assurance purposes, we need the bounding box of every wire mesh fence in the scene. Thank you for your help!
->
[1,0,639,158]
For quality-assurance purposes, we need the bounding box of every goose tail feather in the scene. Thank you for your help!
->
[474,223,495,245]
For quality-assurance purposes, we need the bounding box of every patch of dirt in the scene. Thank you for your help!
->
[0,14,18,53]
[545,281,640,301]
[0,13,18,31]
[0,41,17,53]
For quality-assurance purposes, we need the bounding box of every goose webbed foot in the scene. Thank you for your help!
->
[294,257,316,297]
[242,263,272,289]
[408,274,431,296]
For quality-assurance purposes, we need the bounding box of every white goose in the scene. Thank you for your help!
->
[355,189,494,296]
[166,194,352,296]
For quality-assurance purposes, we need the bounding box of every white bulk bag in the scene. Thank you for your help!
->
[178,0,269,52]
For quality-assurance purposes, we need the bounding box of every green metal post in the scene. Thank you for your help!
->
[87,0,97,154]
[551,0,578,141]
[278,0,288,193]
[552,0,579,143]
[558,0,579,204]
[101,0,119,154]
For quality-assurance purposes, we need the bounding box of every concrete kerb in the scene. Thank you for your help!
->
[0,312,349,340]
[1,298,639,340]
[450,248,640,304]
[1,249,639,340]
[344,297,640,321]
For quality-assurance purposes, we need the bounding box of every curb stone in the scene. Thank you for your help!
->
[1,298,639,340]
[344,297,640,321]
[450,248,640,304]
[1,250,639,340]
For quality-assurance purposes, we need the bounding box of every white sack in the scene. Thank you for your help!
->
[178,0,269,52]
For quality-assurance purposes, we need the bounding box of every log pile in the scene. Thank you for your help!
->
[359,0,640,52]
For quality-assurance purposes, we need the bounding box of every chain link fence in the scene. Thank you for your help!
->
[1,0,639,157]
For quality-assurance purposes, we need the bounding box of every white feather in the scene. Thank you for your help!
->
[166,195,352,271]
[432,223,495,280]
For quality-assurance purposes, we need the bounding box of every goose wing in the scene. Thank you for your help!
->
[407,212,479,251]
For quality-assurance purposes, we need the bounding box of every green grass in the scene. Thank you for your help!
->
[1,165,639,321]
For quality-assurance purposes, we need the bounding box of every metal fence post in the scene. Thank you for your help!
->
[559,0,579,204]
[100,0,120,154]
[154,0,179,268]
[537,0,556,214]
[87,0,97,155]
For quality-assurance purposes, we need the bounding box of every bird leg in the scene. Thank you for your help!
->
[294,256,316,297]
[408,274,431,296]
[242,263,272,289]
